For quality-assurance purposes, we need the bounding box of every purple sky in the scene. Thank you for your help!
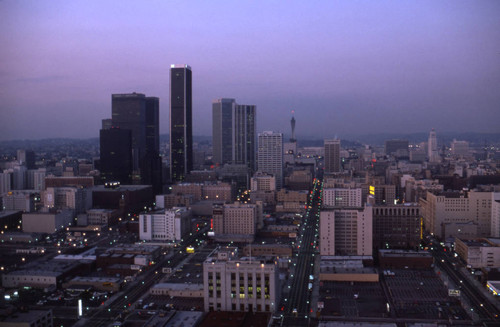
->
[1,1,499,141]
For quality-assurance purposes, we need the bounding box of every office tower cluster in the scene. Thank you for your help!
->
[100,92,162,193]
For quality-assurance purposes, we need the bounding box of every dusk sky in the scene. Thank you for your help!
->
[1,0,499,141]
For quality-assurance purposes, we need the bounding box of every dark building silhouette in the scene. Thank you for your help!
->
[170,65,193,182]
[100,128,133,184]
[100,93,162,193]
[111,93,147,172]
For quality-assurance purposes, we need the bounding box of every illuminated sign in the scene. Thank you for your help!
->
[369,186,375,196]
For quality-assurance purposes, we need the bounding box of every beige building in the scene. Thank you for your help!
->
[203,247,279,312]
[455,238,500,268]
[320,206,373,256]
[420,190,495,239]
[213,202,257,238]
[251,172,276,192]
[171,183,203,202]
[202,182,233,202]
[22,210,74,234]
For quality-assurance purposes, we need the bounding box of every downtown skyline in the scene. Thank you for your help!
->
[1,0,500,141]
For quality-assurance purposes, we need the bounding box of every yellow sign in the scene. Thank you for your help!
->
[369,186,375,196]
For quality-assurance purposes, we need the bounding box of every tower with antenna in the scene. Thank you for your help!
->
[290,110,296,142]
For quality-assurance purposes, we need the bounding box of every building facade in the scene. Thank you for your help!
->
[324,139,341,173]
[257,132,283,190]
[139,207,191,242]
[170,64,193,182]
[203,248,279,312]
[320,206,373,256]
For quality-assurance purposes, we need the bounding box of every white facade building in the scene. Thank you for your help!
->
[257,131,283,190]
[139,207,191,242]
[203,247,279,312]
[322,188,362,207]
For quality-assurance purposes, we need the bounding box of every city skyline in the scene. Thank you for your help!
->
[1,1,500,141]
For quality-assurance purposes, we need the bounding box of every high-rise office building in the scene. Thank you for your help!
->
[111,93,147,171]
[257,131,283,190]
[324,139,341,173]
[99,128,133,184]
[170,65,193,182]
[428,128,440,163]
[212,98,256,172]
[101,93,161,192]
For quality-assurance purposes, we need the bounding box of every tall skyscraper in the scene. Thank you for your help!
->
[324,139,341,173]
[428,128,440,163]
[111,93,147,172]
[212,98,256,172]
[100,93,161,191]
[170,64,193,182]
[100,128,133,184]
[257,131,283,190]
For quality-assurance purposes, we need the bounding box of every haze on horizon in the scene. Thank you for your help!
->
[1,0,499,141]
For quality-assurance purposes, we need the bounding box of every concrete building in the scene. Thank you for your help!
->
[202,182,233,202]
[0,171,12,195]
[320,206,373,256]
[171,183,203,202]
[323,188,362,207]
[257,131,283,190]
[384,139,409,158]
[420,190,496,239]
[86,208,120,226]
[428,128,440,163]
[22,210,74,234]
[155,193,193,209]
[42,187,91,214]
[139,207,191,242]
[451,139,470,157]
[372,204,421,250]
[324,139,341,173]
[455,238,500,268]
[0,310,53,327]
[203,247,279,312]
[1,190,36,212]
[251,172,276,192]
[213,203,258,240]
[212,98,257,172]
[492,199,500,238]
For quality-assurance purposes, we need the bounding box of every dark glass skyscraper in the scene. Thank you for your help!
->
[100,128,132,184]
[111,93,147,172]
[100,93,161,192]
[170,65,193,182]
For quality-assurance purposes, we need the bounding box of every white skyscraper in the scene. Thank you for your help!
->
[428,128,440,163]
[257,131,283,190]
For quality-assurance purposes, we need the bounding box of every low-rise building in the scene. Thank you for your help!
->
[203,247,280,312]
[455,238,500,268]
